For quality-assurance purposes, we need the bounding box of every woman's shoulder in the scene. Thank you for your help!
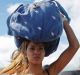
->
[43,64,58,75]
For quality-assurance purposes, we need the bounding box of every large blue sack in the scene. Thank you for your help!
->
[7,0,70,56]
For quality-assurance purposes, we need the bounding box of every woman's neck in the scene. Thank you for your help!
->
[26,63,44,75]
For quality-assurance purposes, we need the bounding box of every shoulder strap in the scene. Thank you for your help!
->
[44,65,50,75]
[46,69,50,75]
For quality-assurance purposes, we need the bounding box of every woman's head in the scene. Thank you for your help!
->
[15,36,60,56]
[20,40,45,65]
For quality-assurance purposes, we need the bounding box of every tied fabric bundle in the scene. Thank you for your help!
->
[7,0,70,56]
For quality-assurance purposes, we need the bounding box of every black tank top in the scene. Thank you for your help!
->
[46,69,50,75]
[44,65,50,75]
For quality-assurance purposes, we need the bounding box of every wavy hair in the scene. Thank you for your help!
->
[0,40,30,75]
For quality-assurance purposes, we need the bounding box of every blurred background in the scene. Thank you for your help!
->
[0,0,80,74]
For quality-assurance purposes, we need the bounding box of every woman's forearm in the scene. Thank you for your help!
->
[63,20,79,49]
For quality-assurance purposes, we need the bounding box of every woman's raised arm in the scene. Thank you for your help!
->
[49,20,79,75]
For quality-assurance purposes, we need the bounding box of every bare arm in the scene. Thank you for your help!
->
[49,20,79,75]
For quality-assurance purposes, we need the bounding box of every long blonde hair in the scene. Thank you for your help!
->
[0,40,30,75]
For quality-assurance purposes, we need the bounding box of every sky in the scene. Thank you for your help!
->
[0,0,80,72]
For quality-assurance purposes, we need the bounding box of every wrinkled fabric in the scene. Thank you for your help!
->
[7,0,70,56]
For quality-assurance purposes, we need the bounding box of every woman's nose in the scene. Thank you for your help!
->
[34,49,41,55]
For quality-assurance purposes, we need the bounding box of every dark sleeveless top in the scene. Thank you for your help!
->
[46,69,50,75]
[44,65,50,75]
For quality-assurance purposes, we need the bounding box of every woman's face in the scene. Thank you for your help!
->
[25,41,45,65]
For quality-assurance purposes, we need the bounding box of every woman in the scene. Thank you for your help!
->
[0,18,79,75]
